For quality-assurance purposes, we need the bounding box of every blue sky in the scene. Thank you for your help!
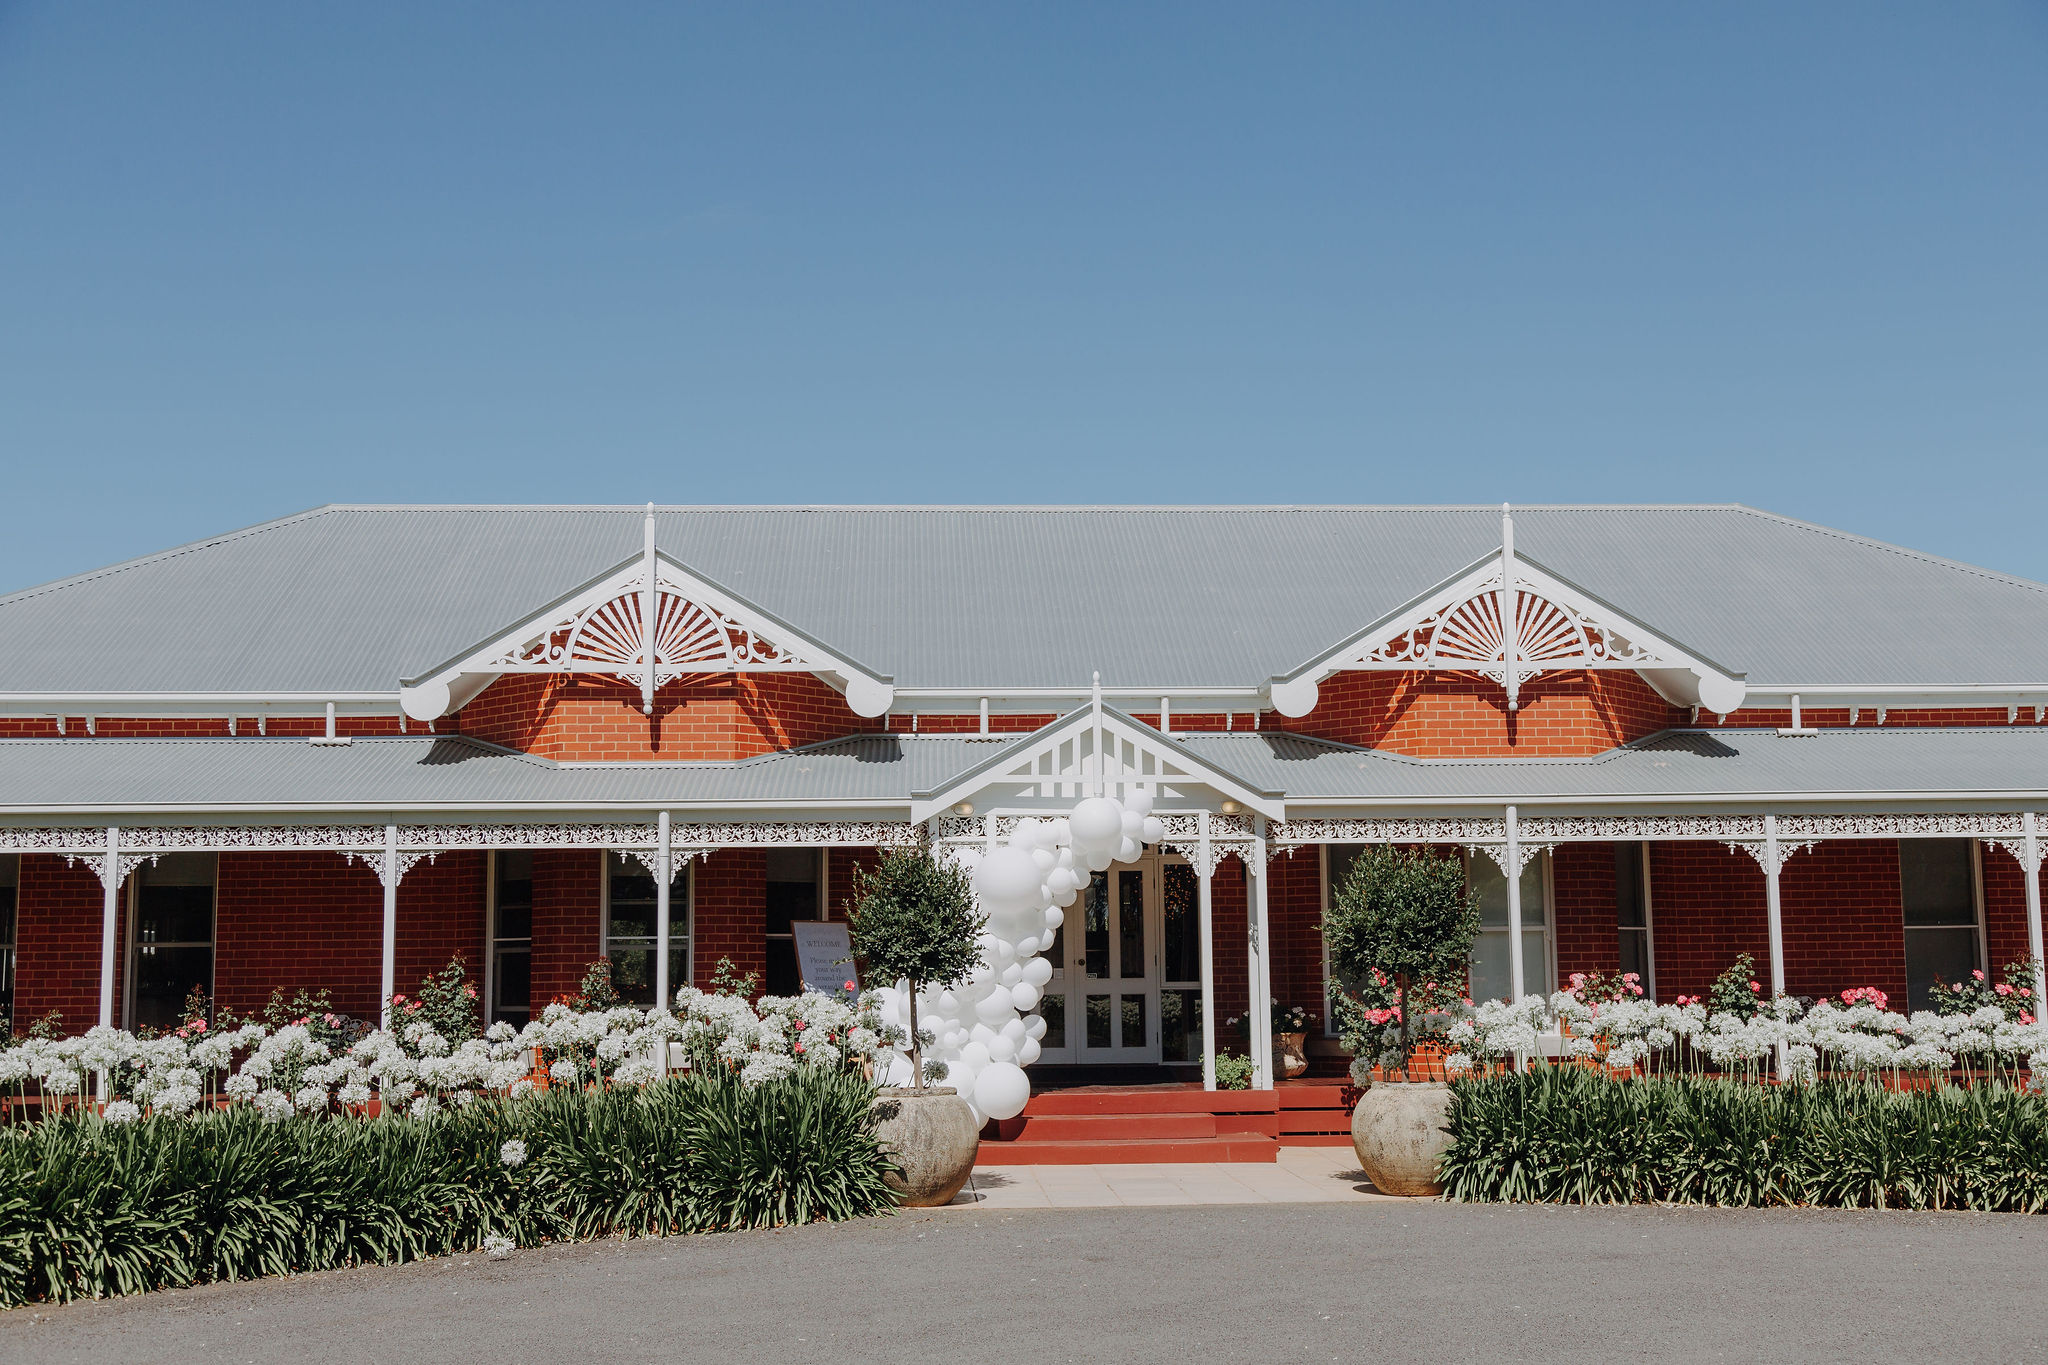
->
[2,3,2044,593]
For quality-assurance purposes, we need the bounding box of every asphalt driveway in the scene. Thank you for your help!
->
[5,1197,2045,1364]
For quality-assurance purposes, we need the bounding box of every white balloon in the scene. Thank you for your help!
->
[976,846,1044,914]
[1070,797,1123,848]
[1017,1037,1042,1066]
[1121,809,1144,839]
[974,1063,1031,1121]
[1126,790,1154,818]
[1054,887,1077,909]
[1031,847,1056,872]
[1086,846,1115,872]
[1050,818,1073,844]
[882,1055,916,1087]
[1024,1013,1048,1040]
[987,1034,1017,1063]
[1022,956,1054,986]
[1011,817,1044,848]
[999,1016,1028,1043]
[974,990,1015,1025]
[1141,816,1165,844]
[960,1040,992,1071]
[999,962,1023,987]
[1043,905,1065,930]
[1010,981,1041,1011]
[1116,836,1142,863]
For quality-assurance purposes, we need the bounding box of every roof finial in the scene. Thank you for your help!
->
[1501,502,1514,562]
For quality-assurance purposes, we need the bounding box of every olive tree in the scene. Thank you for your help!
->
[846,848,985,1089]
[1322,846,1479,1078]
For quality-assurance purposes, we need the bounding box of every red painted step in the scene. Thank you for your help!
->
[976,1135,1281,1165]
[1009,1111,1218,1142]
[1020,1088,1277,1116]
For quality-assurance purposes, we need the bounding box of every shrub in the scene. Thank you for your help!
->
[846,849,984,1088]
[0,1067,898,1307]
[1322,846,1479,1078]
[1213,1052,1257,1090]
[1439,1067,2048,1212]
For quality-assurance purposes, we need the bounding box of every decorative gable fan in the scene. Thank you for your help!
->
[1265,506,1746,718]
[398,507,893,721]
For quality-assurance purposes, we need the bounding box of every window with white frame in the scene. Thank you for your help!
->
[487,851,533,1026]
[128,853,216,1032]
[765,849,823,997]
[0,855,16,1033]
[604,855,690,1009]
[1615,842,1654,998]
[1321,844,1365,1036]
[1900,839,1983,1013]
[1467,851,1553,1004]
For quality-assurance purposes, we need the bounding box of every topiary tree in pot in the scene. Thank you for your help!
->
[1321,845,1481,1196]
[846,847,987,1207]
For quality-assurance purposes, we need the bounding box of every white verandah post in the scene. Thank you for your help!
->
[379,824,398,1031]
[1249,830,1274,1089]
[1504,806,1525,1002]
[654,810,673,1076]
[2025,813,2047,1005]
[98,826,120,1031]
[1198,811,1217,1092]
[1763,814,1788,1000]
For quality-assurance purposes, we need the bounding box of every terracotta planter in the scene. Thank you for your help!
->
[872,1087,980,1208]
[1350,1080,1454,1197]
[1273,1031,1310,1080]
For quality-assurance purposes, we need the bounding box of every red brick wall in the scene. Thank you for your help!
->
[1278,668,1683,757]
[1212,856,1251,1034]
[1779,841,1906,1002]
[1553,844,1623,984]
[691,849,766,991]
[215,853,383,1018]
[1642,843,1768,1003]
[1980,850,2041,973]
[530,849,603,1009]
[827,846,884,923]
[210,851,485,1020]
[456,671,880,762]
[12,855,118,1033]
[1265,848,1326,1029]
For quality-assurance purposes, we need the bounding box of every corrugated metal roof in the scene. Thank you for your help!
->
[5,505,2047,693]
[4,726,2048,818]
[1177,727,2048,803]
[0,734,1009,813]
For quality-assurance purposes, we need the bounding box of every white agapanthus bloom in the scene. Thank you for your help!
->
[483,1234,515,1260]
[101,1099,141,1125]
[499,1138,528,1168]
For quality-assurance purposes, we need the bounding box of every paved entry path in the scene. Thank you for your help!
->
[961,1146,1394,1206]
[7,1190,2048,1365]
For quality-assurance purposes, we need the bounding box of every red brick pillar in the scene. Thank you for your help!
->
[14,855,112,1035]
[530,850,602,1011]
[691,849,766,992]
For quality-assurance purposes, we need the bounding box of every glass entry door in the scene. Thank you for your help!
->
[1030,860,1162,1064]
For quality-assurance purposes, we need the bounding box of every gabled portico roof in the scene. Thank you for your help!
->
[908,703,1286,823]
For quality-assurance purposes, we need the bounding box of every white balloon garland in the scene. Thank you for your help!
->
[871,790,1166,1122]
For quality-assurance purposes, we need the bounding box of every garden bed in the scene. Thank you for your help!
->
[1438,1067,2048,1212]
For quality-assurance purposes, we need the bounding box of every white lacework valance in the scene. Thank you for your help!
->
[0,821,919,857]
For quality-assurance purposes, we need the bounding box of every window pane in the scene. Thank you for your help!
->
[132,945,211,1032]
[1901,841,1975,926]
[1037,992,1066,1050]
[1469,930,1549,1004]
[767,937,800,996]
[1160,987,1200,1062]
[1615,843,1646,928]
[1083,874,1109,979]
[493,851,533,941]
[0,882,15,950]
[766,848,819,935]
[1118,871,1145,979]
[492,947,531,1023]
[1161,864,1198,982]
[1470,856,1544,930]
[1619,928,1650,986]
[1327,845,1365,898]
[607,864,657,940]
[1120,993,1146,1048]
[1086,994,1111,1048]
[1906,927,1979,1013]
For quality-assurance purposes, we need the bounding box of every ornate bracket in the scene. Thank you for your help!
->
[1464,841,1556,876]
[342,849,441,887]
[1724,840,1816,877]
[613,847,711,883]
[63,852,158,891]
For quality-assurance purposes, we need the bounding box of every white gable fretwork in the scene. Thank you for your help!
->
[399,507,894,721]
[909,699,1284,823]
[1265,506,1746,718]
